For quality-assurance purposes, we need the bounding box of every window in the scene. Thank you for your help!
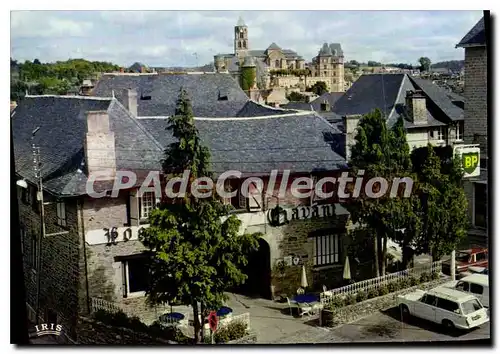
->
[437,127,445,141]
[139,192,156,220]
[323,71,327,76]
[239,32,244,39]
[29,232,39,272]
[461,299,482,315]
[456,123,464,141]
[470,283,484,295]
[123,257,149,297]
[456,281,470,292]
[275,60,280,68]
[423,294,437,306]
[473,183,487,228]
[312,232,339,266]
[324,65,327,69]
[56,202,67,226]
[243,40,246,48]
[238,42,242,49]
[437,298,459,313]
[476,252,487,262]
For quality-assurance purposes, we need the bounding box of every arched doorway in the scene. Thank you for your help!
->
[233,238,272,299]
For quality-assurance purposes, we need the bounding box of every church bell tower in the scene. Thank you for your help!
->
[234,17,249,59]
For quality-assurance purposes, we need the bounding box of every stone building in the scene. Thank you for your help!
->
[330,73,465,161]
[456,16,488,244]
[14,72,350,339]
[214,17,345,93]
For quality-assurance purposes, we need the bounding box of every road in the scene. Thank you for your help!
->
[326,306,490,343]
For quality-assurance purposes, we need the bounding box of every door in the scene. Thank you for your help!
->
[418,294,438,322]
[435,298,462,326]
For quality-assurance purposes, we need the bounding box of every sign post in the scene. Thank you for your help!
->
[208,311,218,344]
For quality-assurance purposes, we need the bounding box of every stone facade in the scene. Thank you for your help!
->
[18,184,83,338]
[461,45,488,242]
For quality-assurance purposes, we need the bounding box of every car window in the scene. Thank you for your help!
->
[456,252,470,262]
[456,281,469,292]
[470,283,483,295]
[424,294,437,306]
[475,252,487,261]
[436,298,460,313]
[461,299,483,315]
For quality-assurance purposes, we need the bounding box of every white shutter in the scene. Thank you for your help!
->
[248,182,262,211]
[129,190,140,226]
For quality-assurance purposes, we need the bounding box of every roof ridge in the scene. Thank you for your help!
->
[387,74,408,122]
[109,99,164,151]
[25,94,113,101]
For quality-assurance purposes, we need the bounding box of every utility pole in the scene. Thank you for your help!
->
[11,112,30,344]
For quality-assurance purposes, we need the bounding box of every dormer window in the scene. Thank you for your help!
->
[140,95,151,100]
[218,89,229,101]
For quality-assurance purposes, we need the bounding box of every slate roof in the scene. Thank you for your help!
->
[311,92,344,112]
[280,102,313,111]
[12,96,163,196]
[138,113,347,175]
[318,43,344,57]
[267,42,282,51]
[93,73,253,117]
[456,17,485,47]
[332,73,463,130]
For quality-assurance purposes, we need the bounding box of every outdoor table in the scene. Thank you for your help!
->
[216,306,233,317]
[293,294,320,304]
[160,312,185,323]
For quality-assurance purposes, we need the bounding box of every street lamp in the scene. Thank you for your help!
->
[16,179,28,189]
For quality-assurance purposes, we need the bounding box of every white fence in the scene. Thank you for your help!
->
[320,260,443,305]
[90,297,123,314]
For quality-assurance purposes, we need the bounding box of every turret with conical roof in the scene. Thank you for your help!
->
[237,16,246,27]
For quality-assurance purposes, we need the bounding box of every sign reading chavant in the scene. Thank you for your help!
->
[454,144,481,178]
[267,204,336,227]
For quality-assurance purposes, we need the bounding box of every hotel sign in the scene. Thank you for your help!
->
[267,204,336,227]
[454,144,480,178]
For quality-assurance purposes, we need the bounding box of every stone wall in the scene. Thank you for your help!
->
[226,331,258,344]
[18,185,82,338]
[76,317,173,345]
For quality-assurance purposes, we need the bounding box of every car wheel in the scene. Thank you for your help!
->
[399,304,410,321]
[442,319,455,330]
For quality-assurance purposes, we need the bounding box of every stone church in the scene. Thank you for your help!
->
[214,17,346,93]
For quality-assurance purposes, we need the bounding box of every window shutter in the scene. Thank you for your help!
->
[129,190,140,226]
[248,182,262,211]
[122,262,128,298]
[238,188,247,210]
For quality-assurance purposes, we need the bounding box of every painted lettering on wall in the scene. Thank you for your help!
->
[267,204,336,227]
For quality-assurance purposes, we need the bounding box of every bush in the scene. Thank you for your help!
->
[330,295,346,310]
[419,272,431,283]
[356,290,367,303]
[431,271,440,280]
[213,321,248,343]
[378,285,389,296]
[409,276,419,286]
[367,288,379,299]
[345,294,357,306]
[398,278,410,289]
[387,281,399,293]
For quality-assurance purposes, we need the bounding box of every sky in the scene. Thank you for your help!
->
[10,10,484,67]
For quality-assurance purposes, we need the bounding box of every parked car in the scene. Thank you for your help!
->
[397,286,489,331]
[442,248,488,275]
[457,266,488,280]
[443,274,489,308]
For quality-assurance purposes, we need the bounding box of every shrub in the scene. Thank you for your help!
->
[431,271,440,280]
[419,272,431,283]
[409,276,419,286]
[378,285,389,296]
[387,281,399,293]
[367,288,379,299]
[214,321,247,343]
[356,290,367,303]
[398,278,410,289]
[345,294,357,306]
[330,295,346,310]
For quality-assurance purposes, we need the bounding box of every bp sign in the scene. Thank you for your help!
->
[454,144,480,178]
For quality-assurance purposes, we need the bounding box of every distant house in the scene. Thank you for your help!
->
[128,62,149,73]
[456,16,488,242]
[331,73,464,160]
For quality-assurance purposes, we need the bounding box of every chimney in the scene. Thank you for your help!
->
[406,90,427,125]
[84,111,116,180]
[121,88,138,117]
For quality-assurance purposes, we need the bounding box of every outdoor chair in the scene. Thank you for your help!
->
[298,302,313,317]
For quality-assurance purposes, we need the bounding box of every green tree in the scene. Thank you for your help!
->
[348,110,416,276]
[306,81,328,95]
[411,145,468,260]
[418,57,432,72]
[286,91,307,102]
[240,67,256,91]
[140,89,262,344]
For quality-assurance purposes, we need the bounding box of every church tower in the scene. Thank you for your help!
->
[234,17,249,59]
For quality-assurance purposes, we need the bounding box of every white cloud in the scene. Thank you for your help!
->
[10,10,484,66]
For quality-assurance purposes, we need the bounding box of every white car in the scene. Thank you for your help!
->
[397,286,489,331]
[443,273,489,308]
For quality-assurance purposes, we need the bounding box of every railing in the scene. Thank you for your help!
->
[90,297,123,314]
[320,260,443,305]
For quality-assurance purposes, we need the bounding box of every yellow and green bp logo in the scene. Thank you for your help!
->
[462,151,479,174]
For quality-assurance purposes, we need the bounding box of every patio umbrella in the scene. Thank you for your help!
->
[343,256,352,281]
[301,265,308,288]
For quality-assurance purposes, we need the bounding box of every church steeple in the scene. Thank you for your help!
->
[234,17,248,57]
